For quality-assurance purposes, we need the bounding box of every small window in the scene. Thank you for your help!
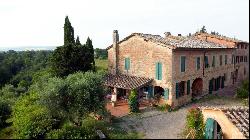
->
[220,55,222,66]
[225,55,227,65]
[180,56,186,72]
[232,55,234,64]
[187,80,190,95]
[212,56,215,67]
[244,67,246,75]
[196,57,200,70]
[205,56,209,68]
[176,81,185,99]
[125,57,130,70]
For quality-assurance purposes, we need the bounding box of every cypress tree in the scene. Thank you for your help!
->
[64,16,75,45]
[85,37,95,71]
[75,36,81,46]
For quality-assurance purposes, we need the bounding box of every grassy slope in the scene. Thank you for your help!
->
[95,59,108,72]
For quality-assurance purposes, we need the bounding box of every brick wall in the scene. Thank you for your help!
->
[172,49,235,106]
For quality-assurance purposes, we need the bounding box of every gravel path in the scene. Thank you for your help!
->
[113,91,244,139]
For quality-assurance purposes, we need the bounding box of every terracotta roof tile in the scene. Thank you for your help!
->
[107,32,236,50]
[200,106,249,138]
[103,74,153,89]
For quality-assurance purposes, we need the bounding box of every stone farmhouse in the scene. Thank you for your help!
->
[104,30,249,107]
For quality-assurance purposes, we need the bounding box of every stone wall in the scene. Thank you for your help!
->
[108,35,174,105]
[171,49,235,107]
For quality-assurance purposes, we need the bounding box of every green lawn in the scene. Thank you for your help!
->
[95,59,108,72]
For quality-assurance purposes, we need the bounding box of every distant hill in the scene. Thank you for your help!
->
[0,46,57,51]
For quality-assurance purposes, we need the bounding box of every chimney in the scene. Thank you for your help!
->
[113,30,119,74]
[178,34,182,36]
[164,32,171,38]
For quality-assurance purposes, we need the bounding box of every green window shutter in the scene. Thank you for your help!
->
[176,83,179,99]
[205,56,209,68]
[125,57,130,70]
[124,58,126,70]
[164,88,169,100]
[220,55,222,65]
[181,56,186,72]
[158,62,162,80]
[187,80,190,95]
[205,118,215,139]
[232,55,234,64]
[128,58,130,69]
[212,56,215,67]
[155,62,159,80]
[225,55,227,64]
[148,86,153,98]
[196,57,200,70]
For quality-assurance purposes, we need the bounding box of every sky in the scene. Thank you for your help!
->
[0,0,249,50]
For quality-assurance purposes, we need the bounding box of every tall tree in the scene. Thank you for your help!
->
[64,16,75,45]
[75,36,81,46]
[85,37,95,71]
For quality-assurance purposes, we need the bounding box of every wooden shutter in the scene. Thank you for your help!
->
[212,56,215,67]
[127,58,130,69]
[164,88,169,100]
[155,63,159,79]
[187,80,190,95]
[158,62,162,80]
[176,83,179,99]
[225,55,227,64]
[205,118,215,139]
[125,58,128,70]
[148,86,152,98]
[181,56,185,72]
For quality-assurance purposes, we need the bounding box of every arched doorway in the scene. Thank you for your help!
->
[191,78,203,98]
[154,86,164,103]
[205,118,223,139]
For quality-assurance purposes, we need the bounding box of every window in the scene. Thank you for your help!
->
[125,57,130,70]
[225,55,227,65]
[155,62,162,80]
[240,56,243,62]
[176,81,185,99]
[196,57,200,70]
[219,55,222,65]
[232,55,234,64]
[187,80,190,95]
[224,73,227,81]
[205,56,209,68]
[246,56,248,62]
[244,67,246,75]
[212,56,215,67]
[180,56,186,72]
[236,56,239,63]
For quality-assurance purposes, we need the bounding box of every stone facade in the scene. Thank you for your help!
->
[107,31,249,108]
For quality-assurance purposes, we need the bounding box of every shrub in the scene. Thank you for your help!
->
[46,122,97,139]
[156,104,171,112]
[236,80,249,99]
[128,89,139,113]
[184,107,205,139]
[10,92,57,139]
